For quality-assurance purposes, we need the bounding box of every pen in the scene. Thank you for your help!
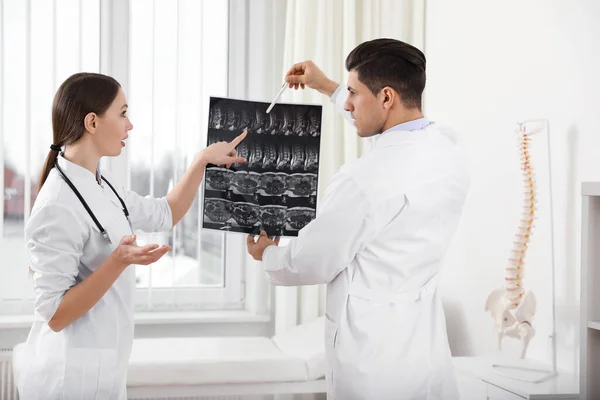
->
[266,81,288,113]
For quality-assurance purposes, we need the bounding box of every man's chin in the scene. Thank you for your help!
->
[356,129,379,138]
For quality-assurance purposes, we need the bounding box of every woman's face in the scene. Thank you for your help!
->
[92,88,133,157]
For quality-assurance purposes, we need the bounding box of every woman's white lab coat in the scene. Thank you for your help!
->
[261,87,470,399]
[16,155,172,400]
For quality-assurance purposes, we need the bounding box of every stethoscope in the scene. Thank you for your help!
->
[54,159,132,244]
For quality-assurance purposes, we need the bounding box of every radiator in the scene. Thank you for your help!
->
[0,349,17,400]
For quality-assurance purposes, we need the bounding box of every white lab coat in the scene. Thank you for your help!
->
[16,154,172,400]
[262,87,470,399]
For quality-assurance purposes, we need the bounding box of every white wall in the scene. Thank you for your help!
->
[425,0,600,373]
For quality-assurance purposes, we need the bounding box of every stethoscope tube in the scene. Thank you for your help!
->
[54,159,130,244]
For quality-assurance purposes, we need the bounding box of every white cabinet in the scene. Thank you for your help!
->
[486,383,526,400]
[453,357,578,400]
[580,182,600,400]
[455,367,487,400]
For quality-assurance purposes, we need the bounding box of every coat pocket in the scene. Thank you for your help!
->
[340,292,422,362]
[62,348,118,400]
[16,345,64,400]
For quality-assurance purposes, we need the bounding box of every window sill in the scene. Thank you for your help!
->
[134,309,271,325]
[0,310,271,330]
[0,314,33,330]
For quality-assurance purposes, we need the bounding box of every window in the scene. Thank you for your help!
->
[128,0,241,311]
[0,0,246,315]
[0,0,100,314]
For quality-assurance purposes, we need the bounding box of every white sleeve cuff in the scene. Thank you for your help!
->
[157,197,174,231]
[330,85,344,104]
[261,244,280,271]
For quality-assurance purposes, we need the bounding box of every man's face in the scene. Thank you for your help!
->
[343,70,386,138]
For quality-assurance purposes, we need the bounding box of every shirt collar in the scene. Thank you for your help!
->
[386,117,431,133]
[56,153,102,185]
[371,117,433,148]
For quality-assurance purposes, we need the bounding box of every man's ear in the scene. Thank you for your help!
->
[84,112,98,134]
[381,87,395,109]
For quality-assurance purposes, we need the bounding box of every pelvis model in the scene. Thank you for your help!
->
[485,125,538,359]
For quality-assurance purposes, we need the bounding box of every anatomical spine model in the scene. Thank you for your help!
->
[485,125,538,359]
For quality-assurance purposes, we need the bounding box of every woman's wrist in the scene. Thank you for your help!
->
[193,151,209,169]
[106,251,128,273]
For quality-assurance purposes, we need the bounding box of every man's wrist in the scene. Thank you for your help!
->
[320,79,340,97]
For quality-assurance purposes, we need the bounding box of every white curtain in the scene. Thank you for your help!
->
[274,0,426,333]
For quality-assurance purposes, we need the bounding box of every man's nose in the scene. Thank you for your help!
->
[344,99,353,113]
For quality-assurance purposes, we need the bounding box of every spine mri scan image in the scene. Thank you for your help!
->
[203,97,323,237]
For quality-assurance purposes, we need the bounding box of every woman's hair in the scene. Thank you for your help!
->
[38,72,121,191]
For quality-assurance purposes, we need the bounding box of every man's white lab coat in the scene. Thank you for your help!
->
[262,87,470,399]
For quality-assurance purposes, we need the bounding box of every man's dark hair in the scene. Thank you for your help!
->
[345,38,426,110]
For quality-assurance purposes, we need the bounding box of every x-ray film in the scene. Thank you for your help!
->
[202,97,323,237]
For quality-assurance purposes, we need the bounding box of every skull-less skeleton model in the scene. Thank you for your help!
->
[485,125,538,359]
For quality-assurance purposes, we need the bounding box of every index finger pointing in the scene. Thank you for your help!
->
[226,156,247,164]
[230,130,248,148]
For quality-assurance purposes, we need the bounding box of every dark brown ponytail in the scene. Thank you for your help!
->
[38,72,121,192]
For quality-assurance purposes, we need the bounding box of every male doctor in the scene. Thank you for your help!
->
[247,38,469,399]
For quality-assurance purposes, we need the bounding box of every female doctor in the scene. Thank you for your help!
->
[16,72,247,399]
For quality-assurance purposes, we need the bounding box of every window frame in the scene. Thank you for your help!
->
[0,0,269,317]
[103,0,250,312]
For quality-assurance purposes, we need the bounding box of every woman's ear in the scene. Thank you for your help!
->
[84,112,97,134]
